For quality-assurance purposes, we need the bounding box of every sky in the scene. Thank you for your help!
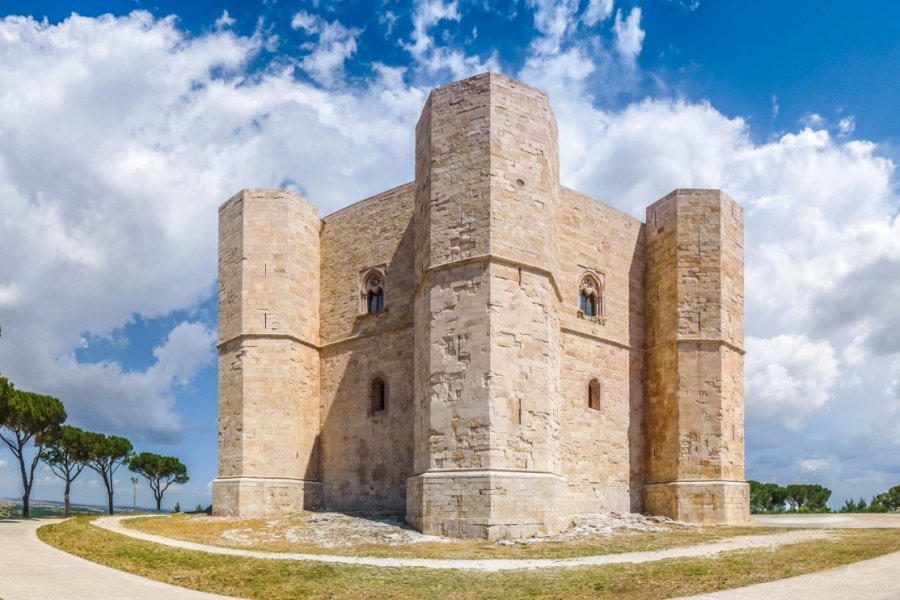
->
[0,0,898,512]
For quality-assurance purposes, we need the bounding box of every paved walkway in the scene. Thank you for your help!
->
[676,550,900,599]
[677,514,900,600]
[0,518,234,600]
[93,515,830,572]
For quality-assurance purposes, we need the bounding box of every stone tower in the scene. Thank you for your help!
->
[643,190,749,522]
[213,189,323,515]
[406,73,567,539]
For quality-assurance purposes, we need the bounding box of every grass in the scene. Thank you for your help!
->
[124,513,776,559]
[39,515,900,599]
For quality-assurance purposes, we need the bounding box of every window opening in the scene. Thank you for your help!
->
[580,275,601,318]
[371,377,387,413]
[588,378,602,411]
[366,272,385,313]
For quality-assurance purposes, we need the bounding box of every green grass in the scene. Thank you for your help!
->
[38,515,900,599]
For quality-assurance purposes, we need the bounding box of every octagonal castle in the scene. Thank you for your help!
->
[212,73,749,539]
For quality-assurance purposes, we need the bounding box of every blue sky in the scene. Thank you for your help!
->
[0,1,898,511]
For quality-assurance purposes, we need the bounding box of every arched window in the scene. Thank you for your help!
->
[588,378,602,411]
[579,274,602,318]
[364,270,385,314]
[371,376,387,414]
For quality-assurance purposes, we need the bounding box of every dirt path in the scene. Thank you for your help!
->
[93,515,829,572]
[0,518,234,600]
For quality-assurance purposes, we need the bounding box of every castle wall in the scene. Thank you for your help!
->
[556,187,646,514]
[214,72,748,535]
[409,73,567,540]
[213,189,322,516]
[318,183,416,511]
[644,189,749,523]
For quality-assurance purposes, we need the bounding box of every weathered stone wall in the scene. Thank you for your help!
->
[213,189,323,516]
[644,189,748,523]
[557,187,646,514]
[409,72,566,538]
[318,184,416,511]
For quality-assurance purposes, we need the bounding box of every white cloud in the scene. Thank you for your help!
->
[291,12,361,87]
[214,10,235,29]
[613,7,644,62]
[799,458,829,472]
[801,112,825,128]
[0,12,422,439]
[404,0,461,62]
[290,11,319,33]
[527,0,579,55]
[379,11,398,36]
[838,116,856,137]
[583,0,614,26]
[0,459,6,469]
[402,0,497,79]
[746,335,838,430]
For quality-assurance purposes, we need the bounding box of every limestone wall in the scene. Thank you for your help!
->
[409,72,567,538]
[644,189,748,523]
[214,189,322,516]
[318,184,416,511]
[557,187,646,513]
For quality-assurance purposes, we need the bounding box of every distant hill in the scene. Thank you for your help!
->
[0,498,164,518]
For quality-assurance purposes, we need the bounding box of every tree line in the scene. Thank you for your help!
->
[748,481,832,513]
[1,329,189,518]
[750,480,900,514]
[839,485,900,513]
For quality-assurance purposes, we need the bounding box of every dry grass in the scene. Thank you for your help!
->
[124,513,775,559]
[39,515,900,599]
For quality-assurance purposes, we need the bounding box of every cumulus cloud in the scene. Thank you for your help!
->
[0,11,423,439]
[799,458,829,472]
[291,11,361,87]
[613,7,644,62]
[583,0,614,26]
[402,0,498,79]
[838,116,856,136]
[746,335,838,429]
[214,10,235,29]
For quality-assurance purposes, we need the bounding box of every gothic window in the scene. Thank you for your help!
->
[371,376,387,414]
[363,269,386,314]
[579,274,604,320]
[588,378,602,411]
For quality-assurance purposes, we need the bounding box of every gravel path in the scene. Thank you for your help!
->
[94,516,829,572]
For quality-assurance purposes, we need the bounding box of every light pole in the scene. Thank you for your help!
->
[131,477,138,514]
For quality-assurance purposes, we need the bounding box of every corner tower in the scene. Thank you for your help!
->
[644,189,749,523]
[407,73,566,539]
[213,189,323,515]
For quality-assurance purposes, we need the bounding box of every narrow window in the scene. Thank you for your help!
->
[371,377,387,413]
[365,272,385,313]
[588,378,602,411]
[579,276,600,317]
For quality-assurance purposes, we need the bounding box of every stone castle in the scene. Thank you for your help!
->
[212,73,750,539]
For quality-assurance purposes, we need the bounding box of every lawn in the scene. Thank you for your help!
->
[38,515,900,599]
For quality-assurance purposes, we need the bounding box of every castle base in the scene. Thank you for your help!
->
[406,470,568,540]
[643,481,749,524]
[212,477,323,516]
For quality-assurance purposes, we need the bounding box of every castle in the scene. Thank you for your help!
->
[212,73,749,539]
